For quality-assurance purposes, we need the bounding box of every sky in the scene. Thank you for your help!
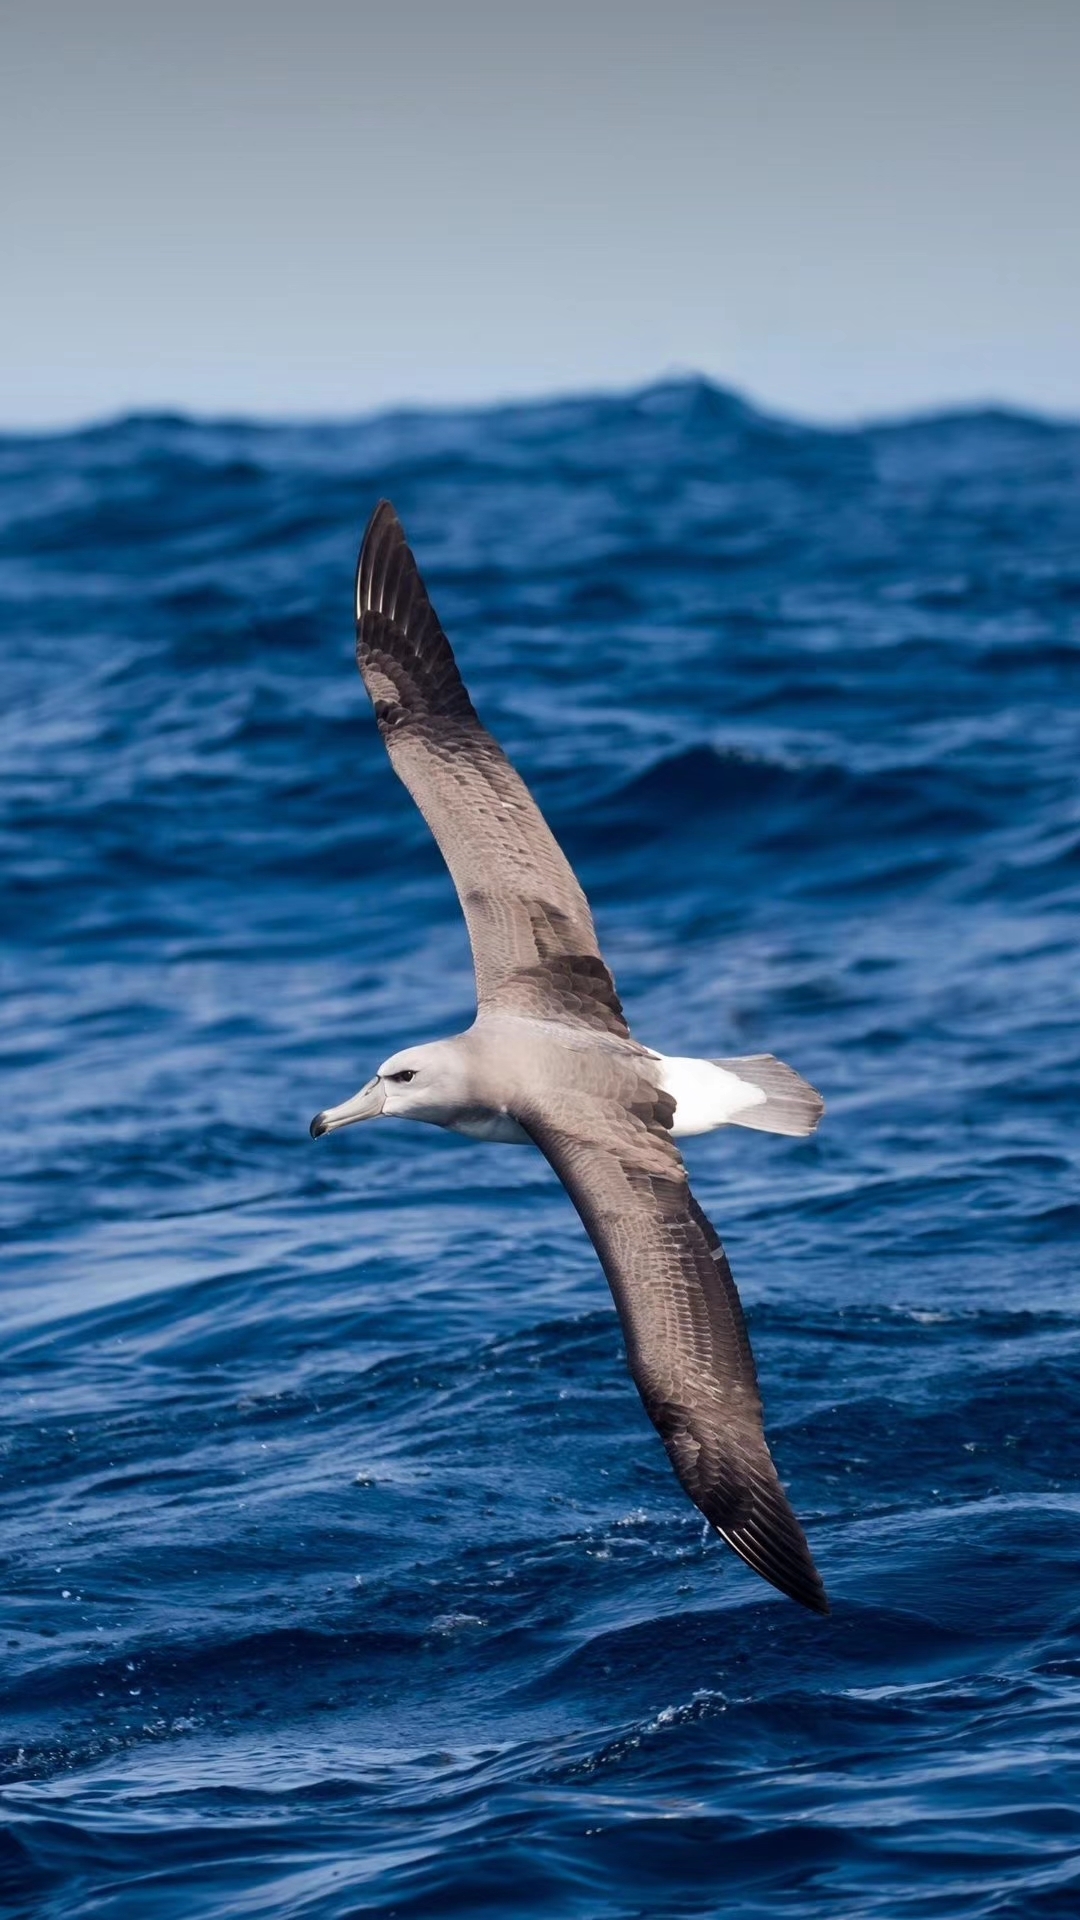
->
[3,0,1079,427]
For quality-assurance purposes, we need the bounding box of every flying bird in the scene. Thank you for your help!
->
[311,503,828,1614]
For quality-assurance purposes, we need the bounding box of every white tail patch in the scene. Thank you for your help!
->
[652,1051,824,1139]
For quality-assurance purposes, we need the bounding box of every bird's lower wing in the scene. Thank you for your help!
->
[355,503,628,1037]
[520,1090,828,1614]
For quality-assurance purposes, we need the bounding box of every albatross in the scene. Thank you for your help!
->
[311,502,828,1615]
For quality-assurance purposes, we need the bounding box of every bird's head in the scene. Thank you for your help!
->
[309,1040,467,1138]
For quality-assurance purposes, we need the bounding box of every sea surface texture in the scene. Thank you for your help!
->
[2,381,1080,1918]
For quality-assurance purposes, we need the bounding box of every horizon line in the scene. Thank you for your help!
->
[1,370,1076,443]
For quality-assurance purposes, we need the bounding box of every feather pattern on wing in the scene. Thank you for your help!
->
[519,1067,828,1615]
[356,502,628,1036]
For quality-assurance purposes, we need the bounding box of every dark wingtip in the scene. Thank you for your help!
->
[356,499,405,624]
[721,1524,830,1615]
[353,499,476,726]
[794,1570,831,1617]
[362,497,400,552]
[717,1479,830,1616]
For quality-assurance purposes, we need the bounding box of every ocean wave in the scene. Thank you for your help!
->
[2,380,1080,1916]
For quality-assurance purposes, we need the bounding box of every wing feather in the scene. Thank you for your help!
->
[520,1082,828,1615]
[355,502,628,1036]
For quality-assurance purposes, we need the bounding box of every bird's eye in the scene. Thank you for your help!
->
[389,1069,416,1083]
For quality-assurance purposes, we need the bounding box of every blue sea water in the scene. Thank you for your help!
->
[2,378,1080,1918]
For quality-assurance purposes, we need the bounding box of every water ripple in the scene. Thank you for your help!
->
[2,381,1080,1916]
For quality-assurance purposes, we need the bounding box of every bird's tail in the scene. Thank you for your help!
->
[710,1055,825,1137]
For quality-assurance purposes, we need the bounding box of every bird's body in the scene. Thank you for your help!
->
[316,1022,817,1144]
[311,502,829,1615]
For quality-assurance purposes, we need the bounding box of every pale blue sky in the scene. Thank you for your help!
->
[3,0,1078,426]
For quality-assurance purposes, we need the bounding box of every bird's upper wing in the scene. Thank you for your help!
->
[355,502,628,1036]
[518,1068,828,1614]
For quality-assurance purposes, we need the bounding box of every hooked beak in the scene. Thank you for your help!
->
[309,1077,385,1139]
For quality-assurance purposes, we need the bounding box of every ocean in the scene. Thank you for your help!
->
[2,379,1080,1916]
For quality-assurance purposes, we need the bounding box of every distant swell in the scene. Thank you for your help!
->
[573,745,998,883]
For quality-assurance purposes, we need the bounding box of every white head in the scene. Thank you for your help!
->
[310,1039,471,1138]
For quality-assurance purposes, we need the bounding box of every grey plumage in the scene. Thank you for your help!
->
[358,503,627,1037]
[339,501,827,1616]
